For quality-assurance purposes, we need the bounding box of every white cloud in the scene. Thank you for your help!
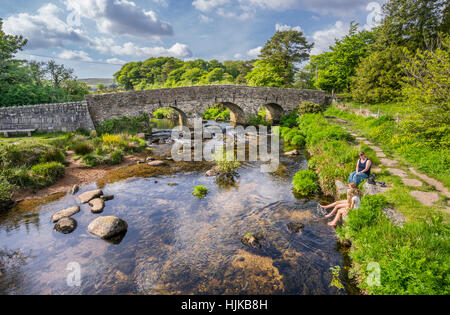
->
[65,0,173,38]
[247,46,262,58]
[199,14,213,23]
[275,24,302,32]
[106,58,127,65]
[310,21,349,55]
[90,38,193,58]
[193,0,230,12]
[3,3,84,49]
[58,50,93,62]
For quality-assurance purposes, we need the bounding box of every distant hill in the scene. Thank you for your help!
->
[78,78,115,89]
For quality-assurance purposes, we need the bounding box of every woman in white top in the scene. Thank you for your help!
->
[327,187,362,227]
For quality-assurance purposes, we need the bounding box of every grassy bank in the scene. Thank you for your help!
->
[325,106,450,189]
[282,111,449,295]
[0,125,147,211]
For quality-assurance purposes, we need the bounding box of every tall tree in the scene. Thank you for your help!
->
[259,30,313,86]
[0,18,28,87]
[46,60,75,88]
[378,0,449,51]
[311,23,375,93]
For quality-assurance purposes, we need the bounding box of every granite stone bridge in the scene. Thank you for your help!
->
[0,85,331,132]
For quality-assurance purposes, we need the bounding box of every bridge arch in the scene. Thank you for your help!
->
[219,102,246,125]
[168,106,188,127]
[262,103,284,124]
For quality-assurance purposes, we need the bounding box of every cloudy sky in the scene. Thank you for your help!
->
[0,0,384,78]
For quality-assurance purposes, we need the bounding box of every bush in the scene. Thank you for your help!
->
[292,170,319,196]
[30,162,65,187]
[0,176,15,211]
[106,150,124,165]
[97,114,152,135]
[298,101,323,115]
[291,135,306,147]
[0,141,59,168]
[280,111,299,128]
[40,146,66,164]
[72,140,94,156]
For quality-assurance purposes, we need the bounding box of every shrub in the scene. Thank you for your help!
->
[298,101,323,115]
[82,153,103,167]
[106,150,124,165]
[97,114,152,135]
[40,146,66,164]
[292,170,319,196]
[291,135,306,147]
[0,141,57,168]
[192,185,208,199]
[280,111,299,128]
[102,134,121,149]
[0,176,15,211]
[72,140,94,156]
[30,162,65,187]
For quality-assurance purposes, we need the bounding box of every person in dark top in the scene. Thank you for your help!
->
[348,152,372,185]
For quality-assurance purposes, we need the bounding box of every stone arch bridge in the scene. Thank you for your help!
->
[86,85,330,127]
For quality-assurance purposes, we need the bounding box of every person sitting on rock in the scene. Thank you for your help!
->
[327,187,362,227]
[348,152,372,185]
[320,183,357,215]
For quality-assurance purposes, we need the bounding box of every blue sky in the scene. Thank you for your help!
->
[0,0,384,78]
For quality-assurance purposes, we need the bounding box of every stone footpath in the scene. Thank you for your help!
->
[347,131,449,212]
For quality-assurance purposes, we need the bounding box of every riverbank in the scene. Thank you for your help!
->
[282,110,449,295]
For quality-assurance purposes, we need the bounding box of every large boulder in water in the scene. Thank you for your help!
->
[88,216,128,239]
[51,206,80,223]
[78,189,103,204]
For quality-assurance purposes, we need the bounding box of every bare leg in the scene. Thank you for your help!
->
[320,200,346,210]
[328,209,348,227]
[325,203,347,218]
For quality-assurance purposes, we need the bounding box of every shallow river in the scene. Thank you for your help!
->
[0,123,351,295]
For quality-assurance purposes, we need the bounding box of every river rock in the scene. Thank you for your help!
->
[206,168,219,177]
[78,189,103,204]
[148,160,168,167]
[287,221,304,233]
[88,216,128,239]
[284,150,300,156]
[146,157,154,162]
[335,180,348,197]
[101,195,115,201]
[51,206,80,223]
[69,185,80,195]
[241,233,264,249]
[54,218,77,234]
[89,198,105,214]
[363,182,389,196]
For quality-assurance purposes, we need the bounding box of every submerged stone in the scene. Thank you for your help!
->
[54,217,77,234]
[286,221,304,234]
[241,233,264,249]
[148,160,169,167]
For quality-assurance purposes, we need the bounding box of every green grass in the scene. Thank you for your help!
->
[325,106,450,189]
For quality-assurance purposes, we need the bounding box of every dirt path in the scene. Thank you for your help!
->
[332,118,449,212]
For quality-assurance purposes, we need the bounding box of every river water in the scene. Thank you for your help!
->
[0,121,350,295]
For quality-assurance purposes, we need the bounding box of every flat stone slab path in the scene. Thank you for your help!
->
[380,158,398,167]
[410,191,440,207]
[387,168,409,178]
[402,178,423,187]
[376,152,387,158]
[408,168,450,199]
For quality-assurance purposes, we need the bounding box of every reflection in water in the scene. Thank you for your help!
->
[0,127,349,295]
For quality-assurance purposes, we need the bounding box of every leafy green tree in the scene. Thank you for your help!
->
[378,0,449,51]
[311,23,375,93]
[46,60,75,88]
[27,61,47,86]
[293,64,316,89]
[245,59,286,87]
[259,30,313,86]
[351,46,405,103]
[401,34,450,146]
